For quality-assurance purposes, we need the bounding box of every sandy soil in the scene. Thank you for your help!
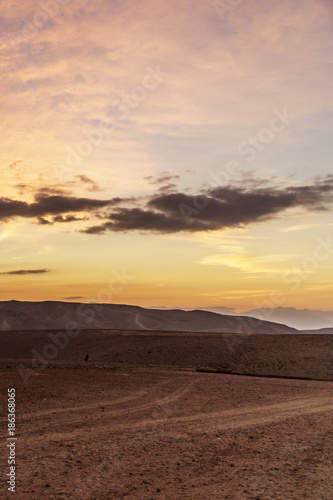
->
[1,362,332,499]
[1,330,333,380]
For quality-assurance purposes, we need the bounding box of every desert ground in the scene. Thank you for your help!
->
[1,331,332,499]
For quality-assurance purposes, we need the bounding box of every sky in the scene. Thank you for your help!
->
[1,0,333,312]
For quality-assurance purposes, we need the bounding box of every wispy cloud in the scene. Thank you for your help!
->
[144,173,180,185]
[76,175,101,192]
[0,269,51,275]
[280,224,319,233]
[199,253,296,274]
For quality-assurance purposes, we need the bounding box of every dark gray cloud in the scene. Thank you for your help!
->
[82,176,333,234]
[84,208,175,234]
[37,217,53,225]
[0,269,51,275]
[37,214,88,225]
[0,194,123,221]
[52,215,88,223]
[2,176,333,235]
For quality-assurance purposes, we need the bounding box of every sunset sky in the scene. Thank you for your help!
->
[1,0,333,311]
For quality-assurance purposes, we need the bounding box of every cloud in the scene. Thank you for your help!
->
[199,253,294,274]
[280,224,318,233]
[8,161,22,170]
[15,184,70,196]
[157,183,177,192]
[52,215,88,223]
[144,174,180,185]
[37,215,88,225]
[83,208,174,234]
[0,269,51,275]
[82,176,333,234]
[37,187,70,196]
[0,194,124,221]
[2,177,333,235]
[37,217,53,225]
[76,175,101,192]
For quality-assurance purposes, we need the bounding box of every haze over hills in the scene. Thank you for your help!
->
[199,307,333,331]
[302,328,333,335]
[0,300,301,334]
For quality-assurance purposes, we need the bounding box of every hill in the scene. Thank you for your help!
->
[0,300,299,334]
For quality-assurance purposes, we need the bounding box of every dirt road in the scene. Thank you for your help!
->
[1,365,332,499]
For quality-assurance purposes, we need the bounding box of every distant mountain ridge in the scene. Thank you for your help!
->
[199,306,333,331]
[302,328,333,335]
[0,300,301,334]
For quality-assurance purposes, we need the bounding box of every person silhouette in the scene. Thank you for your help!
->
[84,354,89,363]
